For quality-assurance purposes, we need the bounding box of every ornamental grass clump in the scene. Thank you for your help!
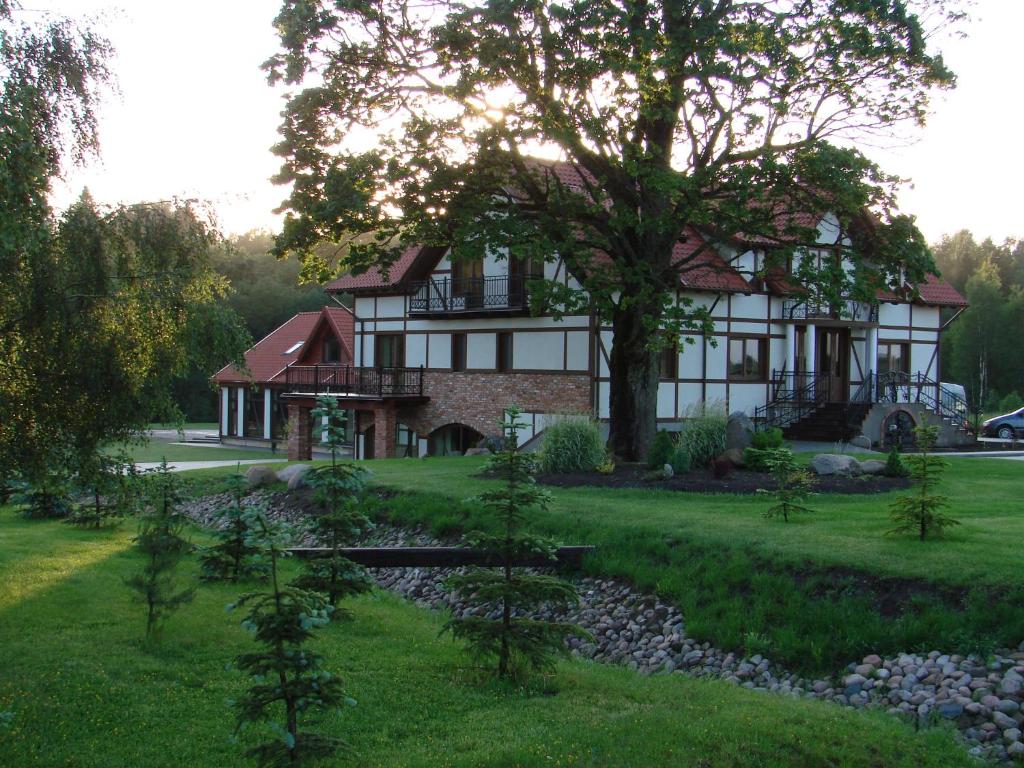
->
[539,415,605,474]
[679,403,727,468]
[124,461,195,642]
[199,470,268,582]
[445,407,585,680]
[889,424,958,540]
[292,397,373,612]
[759,448,815,523]
[230,509,350,767]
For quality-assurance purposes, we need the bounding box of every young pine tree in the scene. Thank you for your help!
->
[444,407,583,680]
[231,508,350,767]
[67,450,136,528]
[125,461,195,642]
[200,470,267,581]
[883,446,910,478]
[760,448,815,523]
[292,396,372,611]
[889,424,959,540]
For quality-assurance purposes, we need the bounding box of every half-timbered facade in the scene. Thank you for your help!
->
[259,206,966,460]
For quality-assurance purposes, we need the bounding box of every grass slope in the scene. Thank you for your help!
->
[357,455,1024,671]
[0,509,971,768]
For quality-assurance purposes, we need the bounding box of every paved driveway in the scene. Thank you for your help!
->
[134,459,282,473]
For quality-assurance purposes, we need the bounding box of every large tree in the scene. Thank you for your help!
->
[0,4,250,482]
[266,0,960,459]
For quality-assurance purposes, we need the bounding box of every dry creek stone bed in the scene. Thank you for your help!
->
[180,489,1024,764]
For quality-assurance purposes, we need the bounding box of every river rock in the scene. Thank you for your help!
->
[810,454,863,476]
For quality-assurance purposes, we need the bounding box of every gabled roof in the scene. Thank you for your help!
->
[914,274,968,307]
[324,245,426,294]
[673,230,751,293]
[211,304,356,385]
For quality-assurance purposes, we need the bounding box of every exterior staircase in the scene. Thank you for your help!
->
[781,402,871,442]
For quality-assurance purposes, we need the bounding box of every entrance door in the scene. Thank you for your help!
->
[817,328,849,402]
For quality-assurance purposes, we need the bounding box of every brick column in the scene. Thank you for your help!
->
[287,403,312,460]
[372,405,397,459]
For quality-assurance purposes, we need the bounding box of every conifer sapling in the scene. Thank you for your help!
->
[889,424,958,540]
[292,396,372,611]
[230,508,350,767]
[124,460,195,641]
[200,469,267,581]
[444,407,585,680]
[759,448,815,523]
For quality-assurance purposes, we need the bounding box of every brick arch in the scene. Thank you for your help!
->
[426,422,485,456]
[879,407,917,449]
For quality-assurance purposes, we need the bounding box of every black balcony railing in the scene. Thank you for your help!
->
[409,274,530,315]
[283,365,424,398]
[781,299,879,324]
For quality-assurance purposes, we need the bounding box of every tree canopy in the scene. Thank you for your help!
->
[266,0,962,459]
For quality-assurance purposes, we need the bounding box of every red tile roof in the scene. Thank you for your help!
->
[915,273,967,307]
[325,245,424,293]
[211,305,356,385]
[674,230,751,293]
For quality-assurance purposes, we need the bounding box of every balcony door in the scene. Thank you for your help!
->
[817,328,849,402]
[451,258,484,308]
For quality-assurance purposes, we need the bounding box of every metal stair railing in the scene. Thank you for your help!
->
[754,370,831,431]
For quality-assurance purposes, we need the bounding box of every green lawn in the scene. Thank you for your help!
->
[107,438,281,463]
[352,455,1024,671]
[0,509,972,767]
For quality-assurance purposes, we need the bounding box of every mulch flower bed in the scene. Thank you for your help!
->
[534,465,912,494]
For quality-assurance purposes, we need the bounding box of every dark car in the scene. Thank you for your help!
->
[982,407,1024,440]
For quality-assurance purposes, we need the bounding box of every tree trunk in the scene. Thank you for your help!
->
[607,300,661,462]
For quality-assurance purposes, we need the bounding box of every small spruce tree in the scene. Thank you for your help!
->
[444,407,584,680]
[199,470,267,581]
[67,451,136,528]
[124,461,195,642]
[230,508,349,767]
[760,448,815,523]
[889,424,958,540]
[883,445,909,478]
[292,396,372,611]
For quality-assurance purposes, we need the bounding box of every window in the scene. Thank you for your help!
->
[728,337,767,381]
[283,341,304,355]
[878,342,909,375]
[659,342,678,380]
[496,332,513,372]
[323,336,341,364]
[451,333,467,372]
[374,334,403,368]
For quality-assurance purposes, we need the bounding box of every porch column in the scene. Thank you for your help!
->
[287,404,312,461]
[804,324,817,395]
[262,389,272,440]
[865,326,879,385]
[220,387,229,436]
[236,387,245,437]
[373,405,397,459]
[784,323,796,375]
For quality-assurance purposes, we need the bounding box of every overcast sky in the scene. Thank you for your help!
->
[37,0,1024,244]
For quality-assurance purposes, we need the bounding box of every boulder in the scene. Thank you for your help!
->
[810,454,863,476]
[277,463,311,483]
[725,412,755,451]
[662,463,674,480]
[720,447,746,467]
[849,434,873,450]
[244,465,278,488]
[287,470,312,491]
[859,460,886,475]
[463,447,490,457]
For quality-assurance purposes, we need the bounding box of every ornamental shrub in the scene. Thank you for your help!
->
[680,405,727,468]
[646,430,675,469]
[539,415,605,474]
[745,427,785,472]
[668,445,691,474]
[883,446,909,478]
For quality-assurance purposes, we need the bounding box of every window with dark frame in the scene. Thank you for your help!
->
[496,332,513,372]
[451,333,467,372]
[878,341,910,375]
[728,337,767,381]
[659,342,678,380]
[374,334,403,369]
[323,336,341,364]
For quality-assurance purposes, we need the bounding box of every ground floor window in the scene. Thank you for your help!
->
[728,336,768,381]
[271,390,288,440]
[428,423,483,456]
[245,388,263,438]
[878,341,910,376]
[395,422,417,458]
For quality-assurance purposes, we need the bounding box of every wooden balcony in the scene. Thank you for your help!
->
[408,274,531,317]
[283,364,425,400]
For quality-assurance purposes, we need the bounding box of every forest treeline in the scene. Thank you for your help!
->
[178,228,1024,422]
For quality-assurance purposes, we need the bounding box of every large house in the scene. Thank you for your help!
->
[213,167,968,460]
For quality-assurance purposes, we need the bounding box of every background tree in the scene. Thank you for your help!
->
[444,408,582,679]
[230,508,349,767]
[125,461,195,642]
[266,0,961,459]
[293,396,373,610]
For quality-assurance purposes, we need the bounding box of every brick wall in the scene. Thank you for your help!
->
[398,371,592,439]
